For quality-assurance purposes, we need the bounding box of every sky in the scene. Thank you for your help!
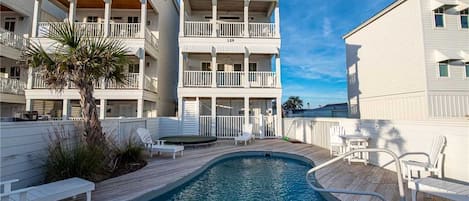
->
[279,0,394,109]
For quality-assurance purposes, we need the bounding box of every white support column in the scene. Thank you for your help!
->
[178,97,183,134]
[211,49,217,88]
[178,50,184,87]
[138,48,145,90]
[100,99,106,119]
[27,67,33,89]
[62,99,70,120]
[211,96,216,137]
[140,0,147,38]
[276,96,282,137]
[275,53,281,87]
[68,0,77,24]
[244,96,249,125]
[212,0,217,37]
[244,0,249,37]
[104,0,112,37]
[244,49,249,88]
[137,98,144,118]
[32,0,42,37]
[179,0,185,36]
[25,99,32,111]
[274,2,280,37]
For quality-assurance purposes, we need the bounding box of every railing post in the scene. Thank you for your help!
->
[274,2,280,38]
[275,52,281,88]
[211,97,216,137]
[27,67,33,89]
[244,48,249,88]
[244,0,249,37]
[32,0,42,37]
[104,0,112,37]
[179,0,185,36]
[62,99,70,120]
[178,50,184,87]
[276,96,282,137]
[140,0,147,38]
[100,99,106,119]
[137,98,144,118]
[68,0,77,24]
[138,48,145,90]
[211,48,217,88]
[212,0,217,37]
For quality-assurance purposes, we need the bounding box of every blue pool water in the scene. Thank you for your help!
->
[153,156,326,201]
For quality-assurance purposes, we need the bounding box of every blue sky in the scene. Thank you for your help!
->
[280,0,394,109]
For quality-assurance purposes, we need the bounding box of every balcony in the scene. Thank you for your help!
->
[0,77,26,95]
[183,21,277,38]
[183,71,277,88]
[0,28,28,50]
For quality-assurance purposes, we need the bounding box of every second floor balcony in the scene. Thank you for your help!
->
[184,21,276,38]
[0,77,26,95]
[183,71,277,88]
[0,28,29,50]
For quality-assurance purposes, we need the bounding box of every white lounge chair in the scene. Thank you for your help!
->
[408,177,469,201]
[136,128,184,159]
[402,135,446,182]
[0,177,95,201]
[234,124,253,146]
[329,126,346,157]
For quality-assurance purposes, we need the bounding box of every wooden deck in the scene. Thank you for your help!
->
[92,140,443,201]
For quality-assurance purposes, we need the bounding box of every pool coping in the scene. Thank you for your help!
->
[132,151,339,201]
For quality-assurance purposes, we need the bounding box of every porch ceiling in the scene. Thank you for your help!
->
[188,0,274,13]
[55,0,152,9]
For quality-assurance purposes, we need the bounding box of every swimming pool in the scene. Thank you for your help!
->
[152,155,326,201]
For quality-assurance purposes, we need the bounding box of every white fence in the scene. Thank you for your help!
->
[248,72,276,88]
[184,21,212,37]
[0,77,26,95]
[283,118,469,183]
[109,23,141,38]
[198,115,279,138]
[249,23,276,38]
[183,71,212,87]
[199,116,212,136]
[219,22,244,37]
[216,116,244,138]
[217,72,244,87]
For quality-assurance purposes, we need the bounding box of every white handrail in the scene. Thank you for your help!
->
[0,28,28,49]
[249,23,276,38]
[75,22,104,37]
[248,72,276,88]
[218,22,244,37]
[306,148,406,201]
[216,71,244,87]
[184,71,212,87]
[184,21,212,37]
[109,23,141,38]
[0,77,26,94]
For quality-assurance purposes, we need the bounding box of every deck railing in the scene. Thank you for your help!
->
[199,115,212,136]
[107,73,139,89]
[145,28,159,49]
[184,21,212,37]
[0,28,28,50]
[216,116,244,138]
[183,71,212,87]
[219,22,244,37]
[32,73,48,88]
[0,77,26,95]
[216,72,244,87]
[33,73,143,89]
[144,75,158,92]
[248,72,276,88]
[75,22,104,37]
[250,115,277,138]
[249,23,276,38]
[109,23,141,38]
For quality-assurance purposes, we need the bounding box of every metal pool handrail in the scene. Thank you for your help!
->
[305,148,405,201]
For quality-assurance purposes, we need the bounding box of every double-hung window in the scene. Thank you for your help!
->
[461,9,468,29]
[128,64,139,73]
[438,62,449,77]
[201,62,211,71]
[465,63,469,78]
[434,7,445,28]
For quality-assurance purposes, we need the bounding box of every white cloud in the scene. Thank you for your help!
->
[322,18,332,37]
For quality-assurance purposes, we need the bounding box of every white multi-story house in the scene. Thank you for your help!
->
[0,0,64,118]
[344,0,469,120]
[25,0,179,119]
[177,0,282,138]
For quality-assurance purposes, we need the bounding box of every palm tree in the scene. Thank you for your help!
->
[23,23,128,147]
[282,96,303,111]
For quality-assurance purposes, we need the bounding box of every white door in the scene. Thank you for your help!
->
[182,100,199,135]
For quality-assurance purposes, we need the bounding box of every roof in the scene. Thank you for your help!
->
[343,0,407,39]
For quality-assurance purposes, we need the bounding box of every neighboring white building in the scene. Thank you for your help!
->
[25,0,179,119]
[344,0,469,120]
[0,0,64,119]
[177,0,282,138]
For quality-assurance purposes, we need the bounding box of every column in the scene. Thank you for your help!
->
[62,99,70,120]
[178,97,183,134]
[25,99,32,111]
[244,96,249,125]
[244,0,249,37]
[32,0,42,37]
[211,50,217,88]
[140,0,147,38]
[179,0,184,36]
[137,98,143,118]
[27,67,33,89]
[212,0,217,37]
[138,48,145,90]
[100,99,106,119]
[211,96,216,137]
[276,96,282,137]
[244,49,249,88]
[275,53,281,87]
[104,0,112,37]
[68,0,77,24]
[178,50,184,87]
[274,2,280,37]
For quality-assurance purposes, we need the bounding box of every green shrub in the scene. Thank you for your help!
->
[112,138,145,168]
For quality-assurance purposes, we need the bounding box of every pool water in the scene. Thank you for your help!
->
[153,156,326,201]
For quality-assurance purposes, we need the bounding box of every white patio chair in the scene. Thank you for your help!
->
[329,126,346,157]
[0,177,94,201]
[136,128,184,159]
[235,124,253,146]
[402,135,446,182]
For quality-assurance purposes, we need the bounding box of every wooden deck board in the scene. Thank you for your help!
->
[91,139,437,201]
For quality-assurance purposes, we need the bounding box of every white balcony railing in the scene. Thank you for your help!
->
[0,28,28,50]
[107,73,139,89]
[32,73,48,88]
[184,21,212,37]
[145,28,159,49]
[109,23,141,38]
[144,75,158,92]
[32,73,143,89]
[199,115,212,136]
[0,77,26,95]
[249,23,276,38]
[248,72,276,88]
[217,72,244,87]
[183,71,212,87]
[75,22,104,37]
[219,22,244,37]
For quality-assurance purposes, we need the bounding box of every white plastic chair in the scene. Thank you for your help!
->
[235,124,253,145]
[402,135,446,182]
[136,128,184,159]
[329,126,346,157]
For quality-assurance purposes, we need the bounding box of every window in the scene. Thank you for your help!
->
[202,62,211,71]
[465,64,469,78]
[434,7,445,28]
[0,68,5,73]
[87,16,98,23]
[9,67,20,79]
[233,64,242,71]
[217,64,225,71]
[128,64,139,73]
[249,63,257,71]
[4,17,16,32]
[128,17,139,23]
[438,63,449,77]
[461,9,468,29]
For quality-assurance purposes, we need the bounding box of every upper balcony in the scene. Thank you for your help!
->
[0,76,26,96]
[180,0,280,40]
